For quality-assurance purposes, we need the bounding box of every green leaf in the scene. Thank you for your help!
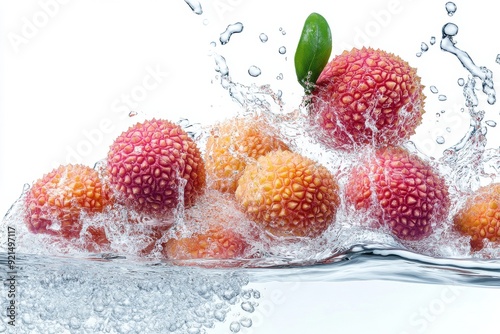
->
[294,13,332,94]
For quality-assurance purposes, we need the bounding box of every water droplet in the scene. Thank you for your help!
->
[446,127,452,132]
[184,0,203,15]
[442,23,458,37]
[203,19,209,26]
[276,73,283,80]
[277,90,283,98]
[240,317,252,328]
[457,78,465,86]
[128,110,138,117]
[252,290,261,299]
[430,36,436,45]
[496,54,500,64]
[278,46,286,55]
[230,321,241,333]
[436,113,441,118]
[441,110,446,114]
[438,95,447,101]
[430,86,439,94]
[416,52,422,57]
[486,120,497,127]
[436,136,446,144]
[219,22,244,45]
[279,27,286,35]
[248,66,261,77]
[421,42,429,52]
[445,2,457,16]
[259,33,268,43]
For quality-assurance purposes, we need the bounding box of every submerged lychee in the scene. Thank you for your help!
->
[205,116,288,193]
[453,183,500,251]
[107,118,206,216]
[345,146,450,241]
[311,47,425,149]
[24,164,113,239]
[235,150,339,238]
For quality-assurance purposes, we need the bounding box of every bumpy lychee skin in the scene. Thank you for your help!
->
[162,226,249,260]
[235,150,340,238]
[453,183,500,251]
[107,119,206,216]
[345,146,450,241]
[205,116,288,193]
[24,164,113,239]
[311,47,425,149]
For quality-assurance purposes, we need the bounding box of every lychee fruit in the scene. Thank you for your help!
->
[453,183,500,251]
[345,146,450,241]
[107,118,206,216]
[235,149,340,238]
[205,116,289,193]
[162,225,249,261]
[24,164,113,239]
[310,47,425,149]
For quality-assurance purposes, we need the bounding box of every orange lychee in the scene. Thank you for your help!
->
[205,116,288,193]
[235,150,339,238]
[453,183,500,251]
[24,164,113,239]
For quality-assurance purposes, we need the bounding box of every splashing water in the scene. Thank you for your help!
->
[184,0,203,15]
[3,2,500,333]
[219,22,244,45]
[440,22,496,105]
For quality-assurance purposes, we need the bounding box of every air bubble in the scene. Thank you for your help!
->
[436,136,446,144]
[438,95,447,101]
[457,78,465,86]
[230,321,241,332]
[259,33,268,43]
[430,86,439,94]
[241,301,255,313]
[220,22,244,45]
[240,317,252,328]
[279,46,286,54]
[445,2,457,16]
[248,66,261,77]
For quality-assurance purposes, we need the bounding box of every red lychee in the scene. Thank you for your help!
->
[345,146,449,241]
[24,164,113,239]
[107,119,206,216]
[453,183,500,251]
[310,47,425,149]
[235,150,340,238]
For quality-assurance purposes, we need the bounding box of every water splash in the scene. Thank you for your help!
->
[440,23,496,105]
[184,0,203,15]
[220,22,244,45]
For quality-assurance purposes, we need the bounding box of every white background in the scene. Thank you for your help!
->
[1,0,500,333]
